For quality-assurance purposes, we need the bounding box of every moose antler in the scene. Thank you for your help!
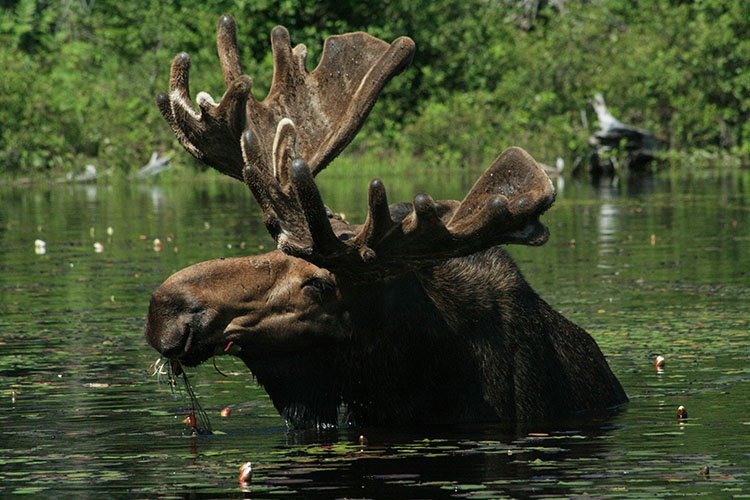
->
[157,15,415,180]
[158,17,556,280]
[244,124,555,280]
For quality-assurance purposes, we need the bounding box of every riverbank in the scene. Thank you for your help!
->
[4,146,749,191]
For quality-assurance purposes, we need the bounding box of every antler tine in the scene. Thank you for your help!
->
[216,14,244,86]
[305,34,417,174]
[411,194,453,237]
[288,159,344,255]
[354,179,396,261]
[269,26,298,94]
[156,15,253,180]
[241,129,275,219]
[242,123,343,259]
[272,118,298,185]
[242,126,301,247]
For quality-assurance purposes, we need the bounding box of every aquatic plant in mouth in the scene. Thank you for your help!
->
[149,357,212,435]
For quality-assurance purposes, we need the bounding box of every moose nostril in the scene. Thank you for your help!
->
[144,319,190,358]
[159,342,185,359]
[158,327,190,358]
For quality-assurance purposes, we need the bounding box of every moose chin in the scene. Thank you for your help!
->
[145,14,628,429]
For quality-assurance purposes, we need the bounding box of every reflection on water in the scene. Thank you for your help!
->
[1,169,749,498]
[138,183,167,212]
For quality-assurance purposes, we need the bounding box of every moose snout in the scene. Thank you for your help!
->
[144,288,197,359]
[144,276,210,358]
[144,315,190,358]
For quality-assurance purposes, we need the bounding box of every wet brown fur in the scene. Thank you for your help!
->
[146,213,627,429]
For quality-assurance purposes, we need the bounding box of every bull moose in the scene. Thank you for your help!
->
[145,15,627,429]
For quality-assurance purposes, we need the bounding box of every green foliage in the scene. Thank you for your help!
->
[1,0,749,176]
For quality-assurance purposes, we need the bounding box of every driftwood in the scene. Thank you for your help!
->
[575,94,657,177]
[62,164,111,183]
[136,152,173,178]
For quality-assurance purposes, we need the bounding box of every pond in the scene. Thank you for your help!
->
[2,165,749,498]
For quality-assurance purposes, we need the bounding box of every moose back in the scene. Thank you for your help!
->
[145,15,627,429]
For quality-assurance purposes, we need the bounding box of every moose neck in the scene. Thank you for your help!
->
[338,255,515,426]
[240,346,347,428]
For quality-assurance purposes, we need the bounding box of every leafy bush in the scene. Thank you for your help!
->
[1,0,749,176]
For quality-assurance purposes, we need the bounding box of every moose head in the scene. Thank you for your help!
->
[145,15,627,429]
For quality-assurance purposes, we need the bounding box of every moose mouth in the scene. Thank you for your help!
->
[174,348,214,369]
[151,333,347,429]
[173,331,251,372]
[145,321,218,374]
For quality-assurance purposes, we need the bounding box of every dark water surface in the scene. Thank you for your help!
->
[2,168,749,498]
